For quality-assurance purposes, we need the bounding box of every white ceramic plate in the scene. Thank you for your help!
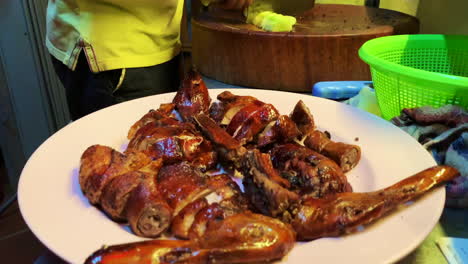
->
[18,89,443,264]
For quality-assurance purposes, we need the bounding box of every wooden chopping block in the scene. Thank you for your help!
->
[191,4,419,92]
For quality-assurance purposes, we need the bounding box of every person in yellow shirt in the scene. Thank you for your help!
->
[47,0,252,120]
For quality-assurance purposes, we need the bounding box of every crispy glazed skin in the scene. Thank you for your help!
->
[100,171,146,221]
[85,212,296,264]
[291,100,361,172]
[171,198,209,239]
[209,91,258,124]
[128,126,197,159]
[290,100,316,133]
[304,130,361,173]
[257,115,301,147]
[211,92,280,145]
[100,159,163,221]
[291,166,459,240]
[127,103,176,140]
[125,177,173,238]
[127,122,217,169]
[269,143,352,198]
[206,174,249,214]
[79,145,151,204]
[225,101,279,144]
[197,212,296,263]
[79,145,114,195]
[127,116,217,170]
[157,162,213,216]
[173,70,211,122]
[194,113,246,168]
[242,150,299,220]
[172,174,249,239]
[188,203,226,239]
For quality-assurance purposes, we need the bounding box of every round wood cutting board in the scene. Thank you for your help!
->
[191,4,419,92]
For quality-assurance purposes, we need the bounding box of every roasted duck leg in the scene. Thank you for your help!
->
[291,165,459,240]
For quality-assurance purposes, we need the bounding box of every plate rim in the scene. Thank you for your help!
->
[17,89,444,264]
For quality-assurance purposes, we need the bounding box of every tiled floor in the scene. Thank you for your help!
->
[0,153,65,264]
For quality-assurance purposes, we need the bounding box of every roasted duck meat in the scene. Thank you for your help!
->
[79,145,172,237]
[126,105,217,170]
[85,212,296,264]
[83,153,458,263]
[269,143,352,198]
[127,102,177,140]
[210,94,361,173]
[125,174,173,237]
[291,165,459,240]
[241,149,300,221]
[257,115,301,148]
[202,92,355,198]
[194,112,348,216]
[79,72,461,264]
[79,145,153,205]
[208,91,280,145]
[209,91,258,125]
[193,113,460,239]
[157,162,213,217]
[291,100,361,172]
[173,70,211,122]
[100,158,163,221]
[82,151,296,263]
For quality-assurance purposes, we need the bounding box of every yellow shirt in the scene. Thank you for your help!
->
[46,0,184,72]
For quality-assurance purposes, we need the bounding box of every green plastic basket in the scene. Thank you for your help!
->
[359,34,468,120]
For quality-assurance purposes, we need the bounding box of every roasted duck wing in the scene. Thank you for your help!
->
[292,165,459,240]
